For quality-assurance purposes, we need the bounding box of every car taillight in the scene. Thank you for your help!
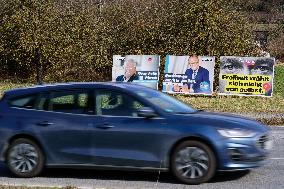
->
[0,92,5,113]
[0,92,4,101]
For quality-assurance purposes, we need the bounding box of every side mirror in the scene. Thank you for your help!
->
[137,107,157,118]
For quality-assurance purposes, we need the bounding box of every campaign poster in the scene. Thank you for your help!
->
[162,55,215,95]
[218,56,275,97]
[112,55,160,89]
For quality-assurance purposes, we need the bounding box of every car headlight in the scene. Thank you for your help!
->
[217,128,256,138]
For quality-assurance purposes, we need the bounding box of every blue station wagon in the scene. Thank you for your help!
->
[0,83,272,184]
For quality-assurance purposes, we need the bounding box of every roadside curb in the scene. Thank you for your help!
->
[228,112,284,125]
[0,183,100,189]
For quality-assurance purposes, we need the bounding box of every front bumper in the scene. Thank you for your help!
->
[217,132,272,170]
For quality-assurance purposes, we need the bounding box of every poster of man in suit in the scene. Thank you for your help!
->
[112,55,160,89]
[163,55,215,95]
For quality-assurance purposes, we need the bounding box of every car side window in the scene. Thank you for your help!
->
[95,90,145,117]
[44,91,90,114]
[9,94,37,109]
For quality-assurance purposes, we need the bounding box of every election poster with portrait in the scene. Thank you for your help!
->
[162,55,215,95]
[218,56,275,97]
[112,55,160,89]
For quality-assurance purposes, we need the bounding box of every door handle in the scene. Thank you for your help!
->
[96,123,115,129]
[36,121,54,127]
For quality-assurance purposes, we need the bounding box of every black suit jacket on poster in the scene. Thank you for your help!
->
[116,74,139,82]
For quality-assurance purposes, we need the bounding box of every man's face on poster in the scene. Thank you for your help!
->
[188,56,200,71]
[124,60,137,79]
[219,57,274,94]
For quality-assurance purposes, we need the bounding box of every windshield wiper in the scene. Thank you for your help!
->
[173,111,196,114]
[174,110,203,114]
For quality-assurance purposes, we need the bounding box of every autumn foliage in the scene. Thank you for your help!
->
[0,0,255,83]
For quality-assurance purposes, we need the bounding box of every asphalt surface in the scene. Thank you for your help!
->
[0,126,283,189]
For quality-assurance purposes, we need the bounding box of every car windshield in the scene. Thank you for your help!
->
[135,87,196,114]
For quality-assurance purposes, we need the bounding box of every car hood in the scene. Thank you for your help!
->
[173,111,269,133]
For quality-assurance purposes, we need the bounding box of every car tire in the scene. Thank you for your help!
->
[6,138,44,177]
[171,140,216,184]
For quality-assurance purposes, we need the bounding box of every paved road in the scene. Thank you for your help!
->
[0,126,284,189]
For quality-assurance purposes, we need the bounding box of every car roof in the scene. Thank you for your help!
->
[3,82,151,98]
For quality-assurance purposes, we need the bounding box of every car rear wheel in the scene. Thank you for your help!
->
[6,138,44,177]
[171,140,216,184]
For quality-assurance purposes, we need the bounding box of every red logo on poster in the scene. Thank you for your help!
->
[262,83,271,91]
[244,60,255,66]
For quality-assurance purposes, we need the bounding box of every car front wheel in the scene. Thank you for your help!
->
[171,140,216,184]
[6,138,44,177]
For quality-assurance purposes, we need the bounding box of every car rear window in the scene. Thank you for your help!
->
[9,94,37,109]
[47,91,90,114]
